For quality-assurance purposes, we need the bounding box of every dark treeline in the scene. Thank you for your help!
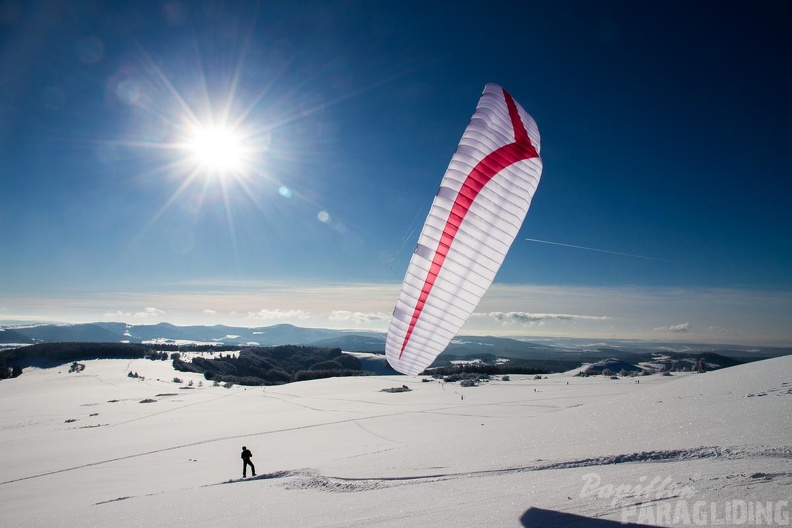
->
[1,342,159,362]
[426,362,550,377]
[0,342,168,379]
[0,343,368,385]
[0,364,23,380]
[172,345,368,386]
[430,353,580,375]
[0,342,367,385]
[1,341,579,384]
[0,341,244,365]
[141,343,241,352]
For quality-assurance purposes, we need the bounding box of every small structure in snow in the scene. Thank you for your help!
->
[380,385,412,393]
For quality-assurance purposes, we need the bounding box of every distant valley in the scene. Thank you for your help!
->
[2,321,790,377]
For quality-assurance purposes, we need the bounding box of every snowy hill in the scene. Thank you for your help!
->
[580,357,646,375]
[1,354,790,527]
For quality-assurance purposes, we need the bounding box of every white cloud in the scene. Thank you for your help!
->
[247,309,311,321]
[133,307,165,318]
[203,309,216,315]
[329,310,390,323]
[655,323,690,333]
[479,311,611,325]
[705,325,731,337]
[103,310,131,318]
[103,307,164,320]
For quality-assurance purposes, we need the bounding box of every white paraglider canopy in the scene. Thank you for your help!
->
[385,84,543,375]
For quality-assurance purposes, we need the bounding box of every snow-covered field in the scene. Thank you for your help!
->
[1,355,790,527]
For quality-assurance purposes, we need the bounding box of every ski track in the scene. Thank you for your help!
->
[227,445,792,494]
[83,445,792,505]
[0,409,415,486]
[108,391,238,427]
[352,419,402,445]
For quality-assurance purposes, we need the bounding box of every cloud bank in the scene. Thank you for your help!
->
[329,310,390,323]
[246,309,311,321]
[655,322,691,333]
[103,307,165,319]
[480,311,611,325]
[4,281,790,346]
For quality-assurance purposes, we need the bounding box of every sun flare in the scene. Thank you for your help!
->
[185,125,246,173]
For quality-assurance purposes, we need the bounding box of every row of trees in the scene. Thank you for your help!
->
[0,365,23,379]
[426,362,549,377]
[172,345,368,386]
[0,343,200,381]
[0,342,168,380]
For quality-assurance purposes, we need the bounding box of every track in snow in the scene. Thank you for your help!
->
[215,445,792,494]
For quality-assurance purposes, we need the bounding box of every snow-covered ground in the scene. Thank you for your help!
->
[1,356,790,527]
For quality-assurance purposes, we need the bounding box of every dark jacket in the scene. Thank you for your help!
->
[241,449,252,460]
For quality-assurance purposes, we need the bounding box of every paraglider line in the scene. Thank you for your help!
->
[524,238,670,262]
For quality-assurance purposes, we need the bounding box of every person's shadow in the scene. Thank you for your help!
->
[520,507,659,527]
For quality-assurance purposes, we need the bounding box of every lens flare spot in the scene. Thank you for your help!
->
[76,36,104,64]
[115,78,142,105]
[317,210,331,223]
[170,228,196,255]
[278,186,292,198]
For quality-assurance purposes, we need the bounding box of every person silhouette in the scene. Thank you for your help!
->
[241,446,255,478]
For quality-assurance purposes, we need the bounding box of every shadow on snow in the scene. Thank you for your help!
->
[521,507,659,527]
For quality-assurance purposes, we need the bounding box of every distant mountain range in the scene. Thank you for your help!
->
[0,322,385,350]
[2,322,790,367]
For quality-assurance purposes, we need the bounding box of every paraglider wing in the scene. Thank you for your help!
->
[385,84,543,375]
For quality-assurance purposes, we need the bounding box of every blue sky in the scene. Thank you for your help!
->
[1,0,790,345]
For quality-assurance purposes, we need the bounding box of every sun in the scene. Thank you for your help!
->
[185,125,246,174]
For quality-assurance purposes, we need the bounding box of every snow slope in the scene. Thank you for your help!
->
[0,356,790,527]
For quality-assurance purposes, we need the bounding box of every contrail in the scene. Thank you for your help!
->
[524,238,671,262]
